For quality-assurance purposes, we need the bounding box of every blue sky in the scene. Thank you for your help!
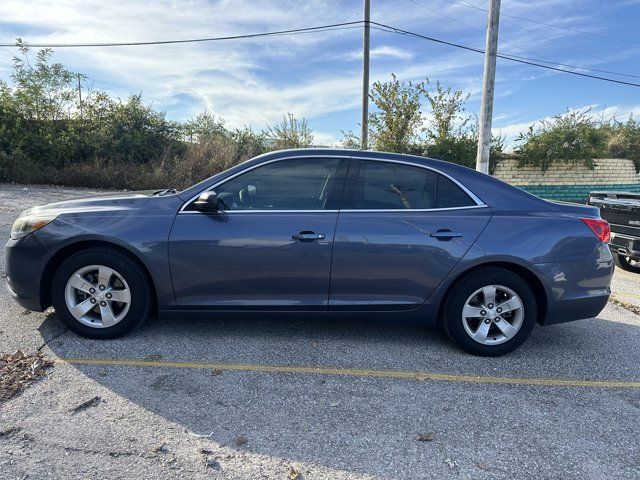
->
[1,0,639,147]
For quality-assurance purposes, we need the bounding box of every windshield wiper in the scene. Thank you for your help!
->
[152,188,179,196]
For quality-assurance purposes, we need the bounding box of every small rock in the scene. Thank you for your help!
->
[210,369,223,376]
[153,442,168,453]
[417,432,435,442]
[444,458,459,471]
[205,456,221,469]
[233,435,247,446]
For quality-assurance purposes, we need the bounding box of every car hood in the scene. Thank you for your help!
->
[23,192,154,216]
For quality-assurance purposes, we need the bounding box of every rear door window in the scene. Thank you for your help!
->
[349,160,475,210]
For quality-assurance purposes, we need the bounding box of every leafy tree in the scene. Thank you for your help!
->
[422,80,503,171]
[230,126,266,161]
[368,74,425,154]
[264,113,314,149]
[423,80,471,143]
[11,40,76,121]
[339,130,361,149]
[183,112,227,142]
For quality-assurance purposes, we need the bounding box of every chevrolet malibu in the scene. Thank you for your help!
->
[5,149,614,355]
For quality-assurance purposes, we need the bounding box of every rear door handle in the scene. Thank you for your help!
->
[292,231,325,242]
[430,229,462,240]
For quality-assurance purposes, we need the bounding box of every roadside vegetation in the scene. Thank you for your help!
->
[1,44,639,190]
[515,110,640,172]
[0,43,307,189]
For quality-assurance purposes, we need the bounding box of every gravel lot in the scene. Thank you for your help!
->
[1,183,639,479]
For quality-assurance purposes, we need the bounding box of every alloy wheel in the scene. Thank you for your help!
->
[461,284,524,345]
[64,265,131,328]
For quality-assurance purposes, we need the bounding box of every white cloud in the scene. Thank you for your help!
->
[339,45,413,61]
[0,0,366,128]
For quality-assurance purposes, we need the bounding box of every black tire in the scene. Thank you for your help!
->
[51,247,153,339]
[443,268,538,356]
[615,254,640,274]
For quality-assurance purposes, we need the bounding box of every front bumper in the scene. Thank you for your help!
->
[5,235,49,311]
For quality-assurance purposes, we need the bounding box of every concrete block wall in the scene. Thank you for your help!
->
[492,158,640,202]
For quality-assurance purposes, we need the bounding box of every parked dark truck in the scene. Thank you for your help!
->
[589,191,640,273]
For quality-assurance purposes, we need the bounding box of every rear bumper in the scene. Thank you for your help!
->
[534,242,614,325]
[543,292,610,326]
[610,232,640,261]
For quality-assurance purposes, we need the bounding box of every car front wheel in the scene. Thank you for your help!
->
[51,247,153,339]
[443,268,537,356]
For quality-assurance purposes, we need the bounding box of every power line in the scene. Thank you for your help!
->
[407,0,485,35]
[406,0,640,79]
[497,53,640,80]
[372,22,640,88]
[434,0,640,46]
[4,18,640,87]
[0,21,365,47]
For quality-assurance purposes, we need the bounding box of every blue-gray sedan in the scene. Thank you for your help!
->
[5,149,614,355]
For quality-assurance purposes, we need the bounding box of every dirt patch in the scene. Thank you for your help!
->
[610,296,640,316]
[0,350,53,402]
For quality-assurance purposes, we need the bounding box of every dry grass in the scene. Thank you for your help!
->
[1,136,252,190]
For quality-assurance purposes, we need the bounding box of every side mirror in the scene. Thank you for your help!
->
[193,191,220,212]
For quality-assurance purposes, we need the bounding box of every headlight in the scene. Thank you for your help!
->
[10,214,58,240]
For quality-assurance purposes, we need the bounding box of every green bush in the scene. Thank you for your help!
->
[607,117,640,172]
[514,110,608,171]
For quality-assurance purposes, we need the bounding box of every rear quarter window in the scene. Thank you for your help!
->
[435,174,476,208]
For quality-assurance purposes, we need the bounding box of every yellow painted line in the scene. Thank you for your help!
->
[59,357,640,389]
[615,290,640,301]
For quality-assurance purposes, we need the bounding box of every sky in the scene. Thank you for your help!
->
[0,0,639,148]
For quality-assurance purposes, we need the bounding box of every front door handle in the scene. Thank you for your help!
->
[430,229,462,240]
[292,231,326,242]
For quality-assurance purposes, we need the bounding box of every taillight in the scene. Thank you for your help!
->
[581,218,610,243]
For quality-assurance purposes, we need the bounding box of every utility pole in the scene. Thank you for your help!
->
[475,0,501,174]
[77,73,83,120]
[361,0,370,150]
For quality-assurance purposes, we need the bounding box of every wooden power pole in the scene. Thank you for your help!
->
[361,0,370,150]
[475,0,501,174]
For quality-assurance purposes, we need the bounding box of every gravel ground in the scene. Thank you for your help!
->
[1,183,639,480]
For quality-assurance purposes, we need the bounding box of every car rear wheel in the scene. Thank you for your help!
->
[615,254,640,274]
[51,247,153,339]
[443,268,537,356]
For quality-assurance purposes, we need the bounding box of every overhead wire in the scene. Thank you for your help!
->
[372,21,640,88]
